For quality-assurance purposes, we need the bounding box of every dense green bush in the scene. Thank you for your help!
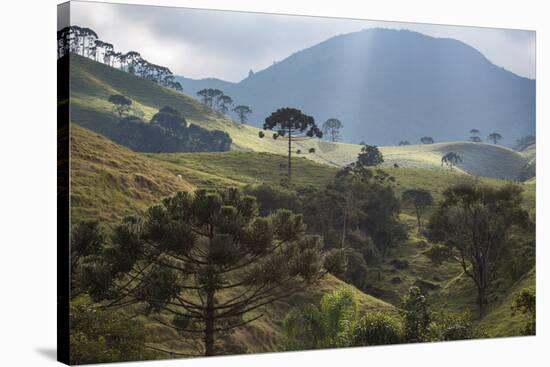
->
[351,312,403,346]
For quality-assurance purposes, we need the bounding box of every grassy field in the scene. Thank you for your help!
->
[70,54,531,181]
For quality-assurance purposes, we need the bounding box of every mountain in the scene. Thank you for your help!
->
[178,28,535,146]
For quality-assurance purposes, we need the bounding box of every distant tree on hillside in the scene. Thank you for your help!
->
[426,183,530,316]
[469,129,480,137]
[216,94,233,114]
[356,144,384,167]
[402,189,434,231]
[233,105,252,124]
[108,94,132,118]
[150,106,187,132]
[79,189,326,357]
[420,136,434,144]
[398,140,411,146]
[441,152,462,170]
[470,136,482,143]
[261,107,322,181]
[196,89,209,105]
[322,118,344,142]
[488,132,503,144]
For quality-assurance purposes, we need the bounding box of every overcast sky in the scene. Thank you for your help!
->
[69,1,536,82]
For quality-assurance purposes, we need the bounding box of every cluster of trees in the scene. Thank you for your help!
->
[245,144,406,292]
[196,88,253,123]
[283,286,482,350]
[469,129,503,144]
[57,26,183,92]
[71,188,328,358]
[108,95,232,152]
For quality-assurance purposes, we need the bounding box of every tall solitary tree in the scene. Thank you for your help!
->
[262,108,322,181]
[488,132,503,144]
[322,118,344,142]
[108,94,132,118]
[233,105,252,124]
[79,189,326,357]
[402,189,434,231]
[426,183,529,316]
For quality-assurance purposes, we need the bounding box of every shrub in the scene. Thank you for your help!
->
[351,312,403,346]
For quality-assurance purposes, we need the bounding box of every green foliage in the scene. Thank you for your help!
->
[114,105,232,153]
[400,286,431,342]
[283,288,358,350]
[402,188,434,231]
[511,288,536,335]
[427,183,530,316]
[81,188,325,356]
[424,244,453,266]
[351,312,403,346]
[70,221,105,297]
[356,144,384,167]
[70,297,157,364]
[428,311,480,341]
[108,94,132,117]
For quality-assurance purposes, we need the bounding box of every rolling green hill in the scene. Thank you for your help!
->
[70,124,395,354]
[69,54,531,181]
[72,124,535,341]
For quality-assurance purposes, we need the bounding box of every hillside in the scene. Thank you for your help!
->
[69,54,531,181]
[70,124,395,354]
[177,28,535,146]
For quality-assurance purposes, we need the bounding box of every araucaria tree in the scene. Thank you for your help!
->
[322,118,344,142]
[402,189,434,231]
[441,152,462,170]
[426,183,529,316]
[262,108,322,181]
[233,105,252,124]
[108,94,132,118]
[488,132,503,144]
[80,188,325,356]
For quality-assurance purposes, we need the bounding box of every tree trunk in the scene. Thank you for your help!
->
[204,290,215,356]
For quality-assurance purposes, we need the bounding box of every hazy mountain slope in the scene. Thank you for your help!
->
[186,28,535,146]
[69,54,530,180]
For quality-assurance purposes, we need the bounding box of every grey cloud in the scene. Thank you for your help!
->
[70,1,535,81]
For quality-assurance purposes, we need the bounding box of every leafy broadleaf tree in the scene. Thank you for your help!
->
[81,188,326,356]
[262,108,322,181]
[402,189,434,231]
[322,118,344,142]
[426,183,530,316]
[400,286,431,342]
[233,105,252,124]
[356,144,384,167]
[108,94,132,118]
[488,132,503,144]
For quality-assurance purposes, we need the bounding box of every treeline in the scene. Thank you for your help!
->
[57,26,183,92]
[108,95,231,152]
